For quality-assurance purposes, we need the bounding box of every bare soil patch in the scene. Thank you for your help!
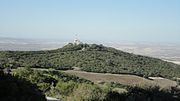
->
[63,70,177,88]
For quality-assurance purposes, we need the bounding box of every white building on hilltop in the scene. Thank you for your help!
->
[74,38,82,45]
[73,34,82,45]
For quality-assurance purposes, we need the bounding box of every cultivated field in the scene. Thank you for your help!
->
[63,70,177,88]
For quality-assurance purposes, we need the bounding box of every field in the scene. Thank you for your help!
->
[163,59,180,65]
[63,70,177,88]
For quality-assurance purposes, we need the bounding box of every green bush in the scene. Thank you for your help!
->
[65,83,107,101]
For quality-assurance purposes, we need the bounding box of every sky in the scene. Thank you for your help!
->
[0,0,180,43]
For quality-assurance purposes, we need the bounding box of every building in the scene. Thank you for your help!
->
[73,38,82,45]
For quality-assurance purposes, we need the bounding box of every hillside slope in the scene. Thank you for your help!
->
[0,71,46,101]
[0,43,180,78]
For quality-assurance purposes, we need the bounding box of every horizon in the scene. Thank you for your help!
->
[1,36,180,45]
[0,0,180,43]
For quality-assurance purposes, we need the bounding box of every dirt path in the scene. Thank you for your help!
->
[46,97,60,101]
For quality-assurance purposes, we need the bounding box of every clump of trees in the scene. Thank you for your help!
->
[13,67,92,99]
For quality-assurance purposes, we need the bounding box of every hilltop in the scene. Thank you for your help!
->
[0,43,180,78]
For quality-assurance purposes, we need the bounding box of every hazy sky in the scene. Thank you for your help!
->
[0,0,180,43]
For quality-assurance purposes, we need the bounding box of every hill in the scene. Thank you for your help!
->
[0,43,180,78]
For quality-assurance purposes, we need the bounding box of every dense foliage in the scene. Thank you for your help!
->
[13,67,92,99]
[1,43,180,78]
[12,68,180,101]
[0,70,46,101]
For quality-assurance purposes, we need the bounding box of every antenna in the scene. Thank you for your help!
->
[75,34,78,40]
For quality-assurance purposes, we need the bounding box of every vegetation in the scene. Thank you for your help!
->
[1,43,180,79]
[11,68,180,101]
[0,70,46,101]
[1,43,180,100]
[12,67,92,99]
